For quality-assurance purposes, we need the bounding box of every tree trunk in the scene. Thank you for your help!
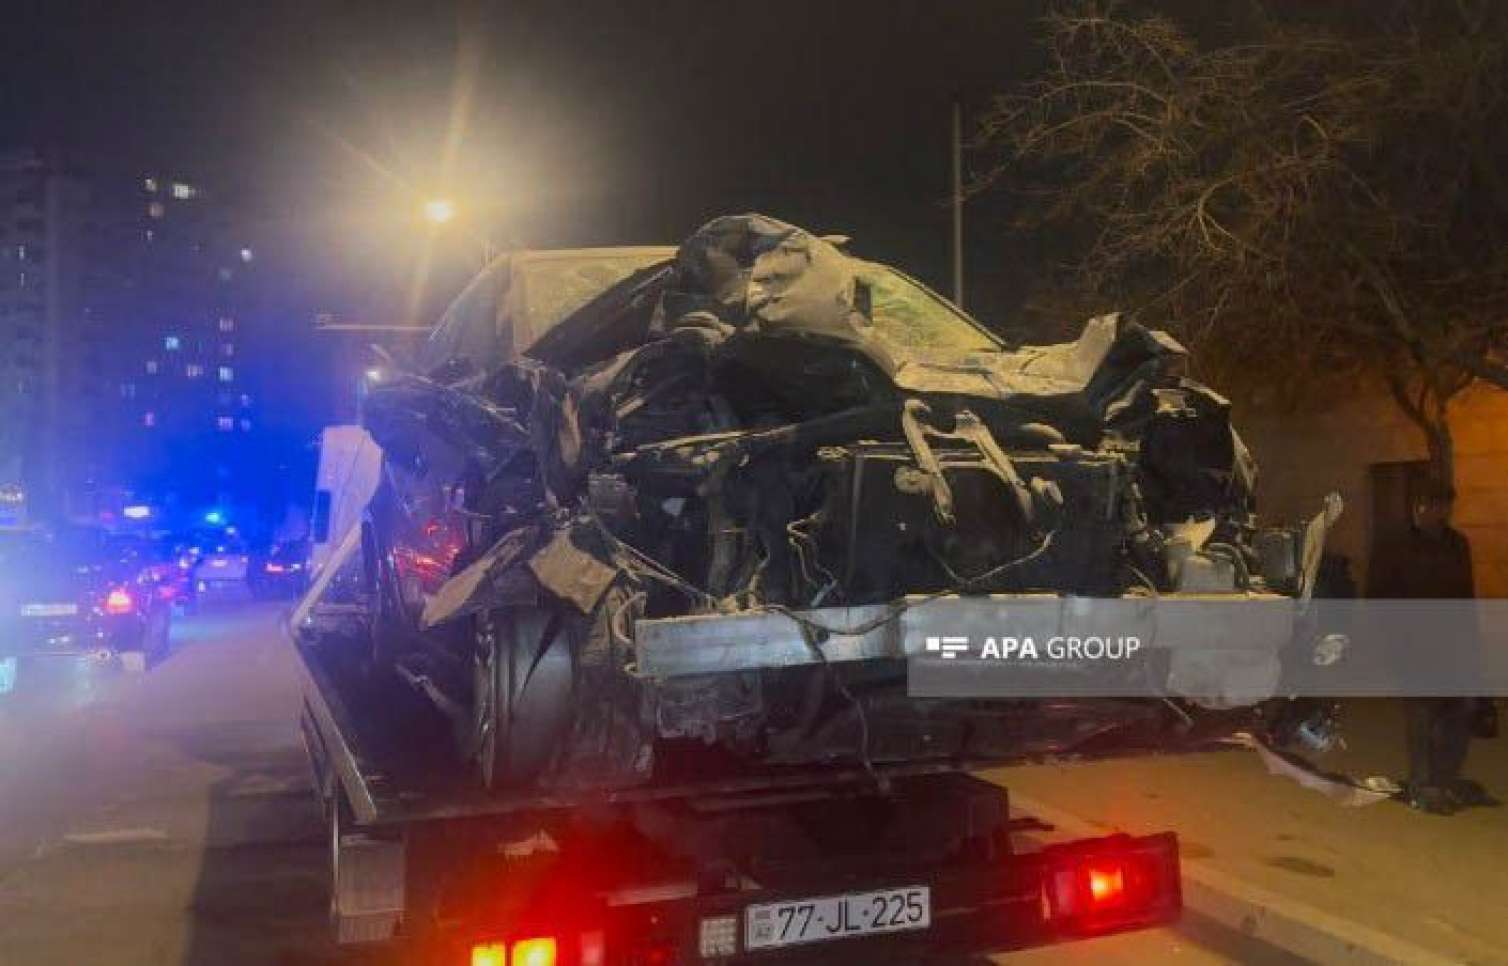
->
[1386,373,1457,492]
[1421,409,1456,493]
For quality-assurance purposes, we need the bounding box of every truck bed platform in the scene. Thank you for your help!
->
[293,629,999,829]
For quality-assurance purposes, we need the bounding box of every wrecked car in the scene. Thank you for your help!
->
[350,214,1338,792]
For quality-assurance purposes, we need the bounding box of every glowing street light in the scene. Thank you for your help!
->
[423,198,456,225]
[418,196,504,265]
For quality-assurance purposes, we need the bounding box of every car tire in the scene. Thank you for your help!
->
[471,586,648,792]
[472,606,575,791]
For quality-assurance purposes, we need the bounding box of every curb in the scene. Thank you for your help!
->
[1009,792,1461,965]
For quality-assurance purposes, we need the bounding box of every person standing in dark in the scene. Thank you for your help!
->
[1367,482,1495,815]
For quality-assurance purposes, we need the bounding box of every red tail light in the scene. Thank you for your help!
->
[105,588,135,615]
[1086,863,1126,905]
[1039,833,1180,934]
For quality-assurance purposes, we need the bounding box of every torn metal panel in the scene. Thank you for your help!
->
[421,524,544,629]
[527,523,622,615]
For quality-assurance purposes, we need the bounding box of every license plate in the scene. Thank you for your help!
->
[0,657,16,694]
[20,602,78,617]
[745,885,929,951]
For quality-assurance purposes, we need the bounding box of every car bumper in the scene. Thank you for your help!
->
[194,577,249,599]
[0,649,128,709]
[0,615,148,658]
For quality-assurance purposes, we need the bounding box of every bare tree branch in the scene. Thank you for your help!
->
[976,0,1508,481]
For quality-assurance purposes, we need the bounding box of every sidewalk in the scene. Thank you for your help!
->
[982,699,1508,963]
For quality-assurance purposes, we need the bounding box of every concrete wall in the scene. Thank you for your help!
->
[1236,382,1508,597]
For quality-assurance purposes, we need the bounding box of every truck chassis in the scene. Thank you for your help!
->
[294,620,1182,964]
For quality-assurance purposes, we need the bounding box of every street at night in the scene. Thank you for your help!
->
[7,1,1508,962]
[1,604,1505,964]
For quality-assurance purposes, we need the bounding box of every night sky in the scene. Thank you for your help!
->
[2,0,1079,492]
[3,0,1044,325]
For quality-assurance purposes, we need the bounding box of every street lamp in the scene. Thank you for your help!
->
[421,197,501,264]
[423,198,456,225]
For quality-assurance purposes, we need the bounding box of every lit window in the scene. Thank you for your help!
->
[238,393,252,408]
[239,247,254,263]
[142,411,156,428]
[145,229,154,243]
[216,416,234,432]
[217,267,233,281]
[120,382,137,399]
[171,182,197,200]
[218,366,233,383]
[220,343,234,357]
[185,364,204,379]
[143,177,158,193]
[239,418,252,432]
[145,359,159,374]
[147,202,165,219]
[15,245,26,260]
[164,335,180,351]
[217,317,235,332]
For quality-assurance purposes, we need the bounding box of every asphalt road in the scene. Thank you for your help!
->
[0,603,1501,964]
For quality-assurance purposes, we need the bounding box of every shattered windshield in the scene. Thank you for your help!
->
[420,250,673,373]
[518,252,672,341]
[855,263,1001,353]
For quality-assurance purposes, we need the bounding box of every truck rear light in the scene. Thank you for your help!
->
[1039,833,1179,934]
[578,930,606,966]
[1086,863,1126,905]
[470,943,507,966]
[468,936,559,966]
[105,588,134,615]
[510,937,557,966]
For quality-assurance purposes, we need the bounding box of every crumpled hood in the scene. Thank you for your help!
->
[889,314,1190,423]
[662,214,1191,431]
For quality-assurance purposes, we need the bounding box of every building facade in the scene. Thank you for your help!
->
[1,148,269,523]
[0,148,90,520]
[1239,380,1508,597]
[89,170,263,517]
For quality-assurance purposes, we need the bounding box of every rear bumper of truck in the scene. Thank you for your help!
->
[568,832,1184,964]
[420,787,1182,965]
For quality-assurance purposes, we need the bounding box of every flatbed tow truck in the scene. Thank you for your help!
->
[292,606,1183,965]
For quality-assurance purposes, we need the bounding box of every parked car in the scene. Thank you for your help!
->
[107,533,194,613]
[251,538,310,599]
[190,530,252,602]
[0,524,173,667]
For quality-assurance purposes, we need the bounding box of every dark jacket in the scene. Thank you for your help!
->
[1367,526,1475,599]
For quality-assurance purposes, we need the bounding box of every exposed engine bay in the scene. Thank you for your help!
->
[351,214,1338,792]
